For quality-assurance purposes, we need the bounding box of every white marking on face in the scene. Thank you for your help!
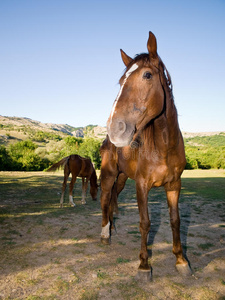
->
[108,63,139,126]
[101,221,110,238]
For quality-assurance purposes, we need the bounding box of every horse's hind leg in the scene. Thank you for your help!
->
[110,173,128,230]
[81,177,88,205]
[60,167,70,208]
[69,175,76,207]
[165,180,192,276]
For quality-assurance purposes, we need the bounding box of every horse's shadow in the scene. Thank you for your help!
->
[179,202,192,265]
[147,198,192,268]
[147,200,162,258]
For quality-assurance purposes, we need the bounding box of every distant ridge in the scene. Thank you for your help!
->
[0,115,223,140]
[0,115,77,135]
[0,115,107,140]
[182,131,224,138]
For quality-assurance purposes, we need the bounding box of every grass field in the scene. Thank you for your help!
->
[0,169,225,299]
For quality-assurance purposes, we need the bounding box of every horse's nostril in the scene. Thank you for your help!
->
[118,121,126,133]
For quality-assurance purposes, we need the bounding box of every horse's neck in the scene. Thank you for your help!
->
[144,90,181,151]
[164,89,181,145]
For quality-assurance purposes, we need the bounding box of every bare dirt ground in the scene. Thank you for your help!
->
[0,170,225,299]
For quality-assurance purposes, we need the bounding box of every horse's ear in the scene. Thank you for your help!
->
[147,31,158,59]
[120,49,133,67]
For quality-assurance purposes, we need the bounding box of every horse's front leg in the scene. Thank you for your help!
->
[165,180,192,276]
[136,181,151,281]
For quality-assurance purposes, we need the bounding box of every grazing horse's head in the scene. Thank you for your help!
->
[90,184,98,201]
[107,32,168,147]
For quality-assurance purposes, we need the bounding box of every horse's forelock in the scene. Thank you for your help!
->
[134,53,150,63]
[121,53,150,75]
[126,53,172,93]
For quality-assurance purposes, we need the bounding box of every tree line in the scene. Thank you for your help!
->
[0,134,224,171]
[185,134,225,169]
[0,137,101,171]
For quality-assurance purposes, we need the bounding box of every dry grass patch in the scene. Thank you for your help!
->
[0,170,225,299]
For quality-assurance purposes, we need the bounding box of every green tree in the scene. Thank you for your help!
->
[78,138,102,169]
[59,136,83,157]
[0,145,13,170]
[8,140,50,171]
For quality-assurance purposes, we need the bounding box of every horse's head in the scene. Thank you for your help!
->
[90,185,98,201]
[107,32,167,147]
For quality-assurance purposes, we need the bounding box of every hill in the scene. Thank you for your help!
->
[0,115,107,146]
[182,131,224,138]
[0,115,224,171]
[1,115,223,144]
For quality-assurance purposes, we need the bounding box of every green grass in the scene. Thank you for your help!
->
[97,270,108,279]
[197,243,214,250]
[0,170,224,232]
[0,171,101,225]
[80,289,99,300]
[181,177,225,201]
[116,257,131,264]
[181,169,225,201]
[128,230,140,235]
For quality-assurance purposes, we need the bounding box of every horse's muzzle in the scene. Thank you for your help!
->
[107,119,135,147]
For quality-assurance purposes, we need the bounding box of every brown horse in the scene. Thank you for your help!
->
[100,32,191,280]
[47,155,98,207]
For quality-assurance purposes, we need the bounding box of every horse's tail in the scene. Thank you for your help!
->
[110,182,119,215]
[47,156,69,172]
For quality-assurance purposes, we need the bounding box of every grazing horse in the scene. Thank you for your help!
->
[100,32,191,280]
[47,155,98,207]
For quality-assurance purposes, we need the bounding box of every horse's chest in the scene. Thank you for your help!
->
[117,144,183,187]
[119,152,176,187]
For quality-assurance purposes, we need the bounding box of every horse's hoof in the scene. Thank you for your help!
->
[176,263,192,276]
[101,237,111,245]
[135,268,152,282]
[81,201,86,205]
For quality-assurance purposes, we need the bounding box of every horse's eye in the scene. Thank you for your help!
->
[143,72,152,80]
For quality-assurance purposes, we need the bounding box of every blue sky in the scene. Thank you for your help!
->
[0,0,225,132]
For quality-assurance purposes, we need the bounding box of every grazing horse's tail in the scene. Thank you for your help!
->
[47,156,70,172]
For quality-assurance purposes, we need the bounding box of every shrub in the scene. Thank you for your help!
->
[7,140,50,171]
[78,138,102,169]
[0,145,13,170]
